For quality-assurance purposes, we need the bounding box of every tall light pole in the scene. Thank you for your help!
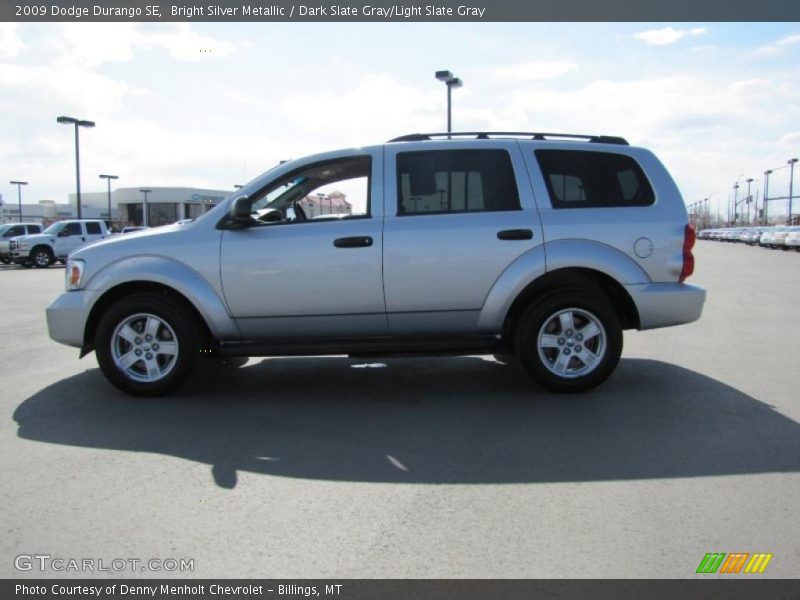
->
[435,70,463,133]
[763,170,772,226]
[139,188,152,227]
[99,174,118,228]
[788,158,798,225]
[704,198,709,228]
[9,180,28,223]
[745,178,753,224]
[733,183,740,225]
[57,116,95,219]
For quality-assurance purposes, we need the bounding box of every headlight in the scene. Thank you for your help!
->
[9,240,16,249]
[65,259,85,291]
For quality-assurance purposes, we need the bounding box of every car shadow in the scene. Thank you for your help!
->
[13,357,800,489]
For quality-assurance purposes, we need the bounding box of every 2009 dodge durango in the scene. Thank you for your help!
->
[47,132,705,396]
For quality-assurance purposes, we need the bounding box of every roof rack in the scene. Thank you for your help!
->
[388,132,629,145]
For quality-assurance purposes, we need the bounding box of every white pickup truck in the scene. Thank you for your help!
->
[10,219,108,268]
[0,222,43,264]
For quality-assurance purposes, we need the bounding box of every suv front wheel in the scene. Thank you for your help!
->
[31,247,53,268]
[95,293,199,396]
[517,290,622,393]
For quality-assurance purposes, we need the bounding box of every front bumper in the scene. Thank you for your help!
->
[46,290,98,348]
[625,282,706,330]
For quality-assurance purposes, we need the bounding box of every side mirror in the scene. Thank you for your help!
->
[229,195,252,224]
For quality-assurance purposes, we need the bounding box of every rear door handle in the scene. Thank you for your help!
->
[497,229,533,240]
[333,236,373,248]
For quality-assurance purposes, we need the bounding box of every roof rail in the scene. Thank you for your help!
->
[388,132,629,145]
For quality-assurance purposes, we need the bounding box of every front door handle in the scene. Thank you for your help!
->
[333,236,373,248]
[497,229,533,240]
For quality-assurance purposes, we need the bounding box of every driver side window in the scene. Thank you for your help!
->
[250,156,371,225]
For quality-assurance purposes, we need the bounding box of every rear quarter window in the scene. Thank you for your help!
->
[85,222,102,234]
[536,150,655,209]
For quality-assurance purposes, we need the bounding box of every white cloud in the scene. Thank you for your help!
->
[0,23,28,59]
[147,24,236,62]
[776,132,800,146]
[51,23,236,67]
[633,26,707,46]
[493,61,578,82]
[282,74,444,144]
[755,33,800,56]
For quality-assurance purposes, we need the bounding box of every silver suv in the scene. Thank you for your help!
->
[47,132,705,396]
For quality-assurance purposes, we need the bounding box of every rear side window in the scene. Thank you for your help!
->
[536,150,655,208]
[85,222,102,234]
[28,225,42,234]
[397,150,521,215]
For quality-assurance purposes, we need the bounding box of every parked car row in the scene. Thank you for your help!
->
[698,226,800,250]
[1,221,150,268]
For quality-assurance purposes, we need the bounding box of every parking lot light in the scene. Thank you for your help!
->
[763,170,773,226]
[435,70,463,133]
[139,188,152,227]
[99,174,119,228]
[789,158,798,225]
[57,116,95,219]
[9,180,28,223]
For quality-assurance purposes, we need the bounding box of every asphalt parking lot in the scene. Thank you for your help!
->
[1,242,799,579]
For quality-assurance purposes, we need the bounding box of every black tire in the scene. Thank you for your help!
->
[31,246,53,268]
[0,257,9,264]
[516,289,623,393]
[95,293,200,396]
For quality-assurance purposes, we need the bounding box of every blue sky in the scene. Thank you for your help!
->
[1,22,799,218]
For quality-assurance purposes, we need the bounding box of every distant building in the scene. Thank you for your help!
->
[298,191,352,218]
[0,186,231,227]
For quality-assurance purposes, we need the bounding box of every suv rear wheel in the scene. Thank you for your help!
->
[95,293,199,396]
[517,290,622,392]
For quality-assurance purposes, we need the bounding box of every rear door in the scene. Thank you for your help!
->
[83,221,106,244]
[382,140,543,334]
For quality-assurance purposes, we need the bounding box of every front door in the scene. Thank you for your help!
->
[54,222,86,256]
[220,150,387,339]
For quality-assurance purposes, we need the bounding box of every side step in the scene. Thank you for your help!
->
[217,335,501,358]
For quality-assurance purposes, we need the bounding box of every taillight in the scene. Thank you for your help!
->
[680,224,696,282]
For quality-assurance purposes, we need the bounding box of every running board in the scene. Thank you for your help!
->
[217,335,501,358]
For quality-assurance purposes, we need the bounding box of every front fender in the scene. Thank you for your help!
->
[85,255,240,341]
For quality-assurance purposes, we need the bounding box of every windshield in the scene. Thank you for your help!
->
[42,222,66,235]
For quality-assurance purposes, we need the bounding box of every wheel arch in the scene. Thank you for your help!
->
[82,281,217,357]
[30,244,53,259]
[500,268,641,347]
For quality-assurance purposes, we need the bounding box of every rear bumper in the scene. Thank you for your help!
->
[46,290,97,348]
[626,282,706,330]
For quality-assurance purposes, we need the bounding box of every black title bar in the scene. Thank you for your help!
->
[3,0,800,22]
[5,580,800,600]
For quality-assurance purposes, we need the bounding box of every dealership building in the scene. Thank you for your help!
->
[0,186,232,227]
